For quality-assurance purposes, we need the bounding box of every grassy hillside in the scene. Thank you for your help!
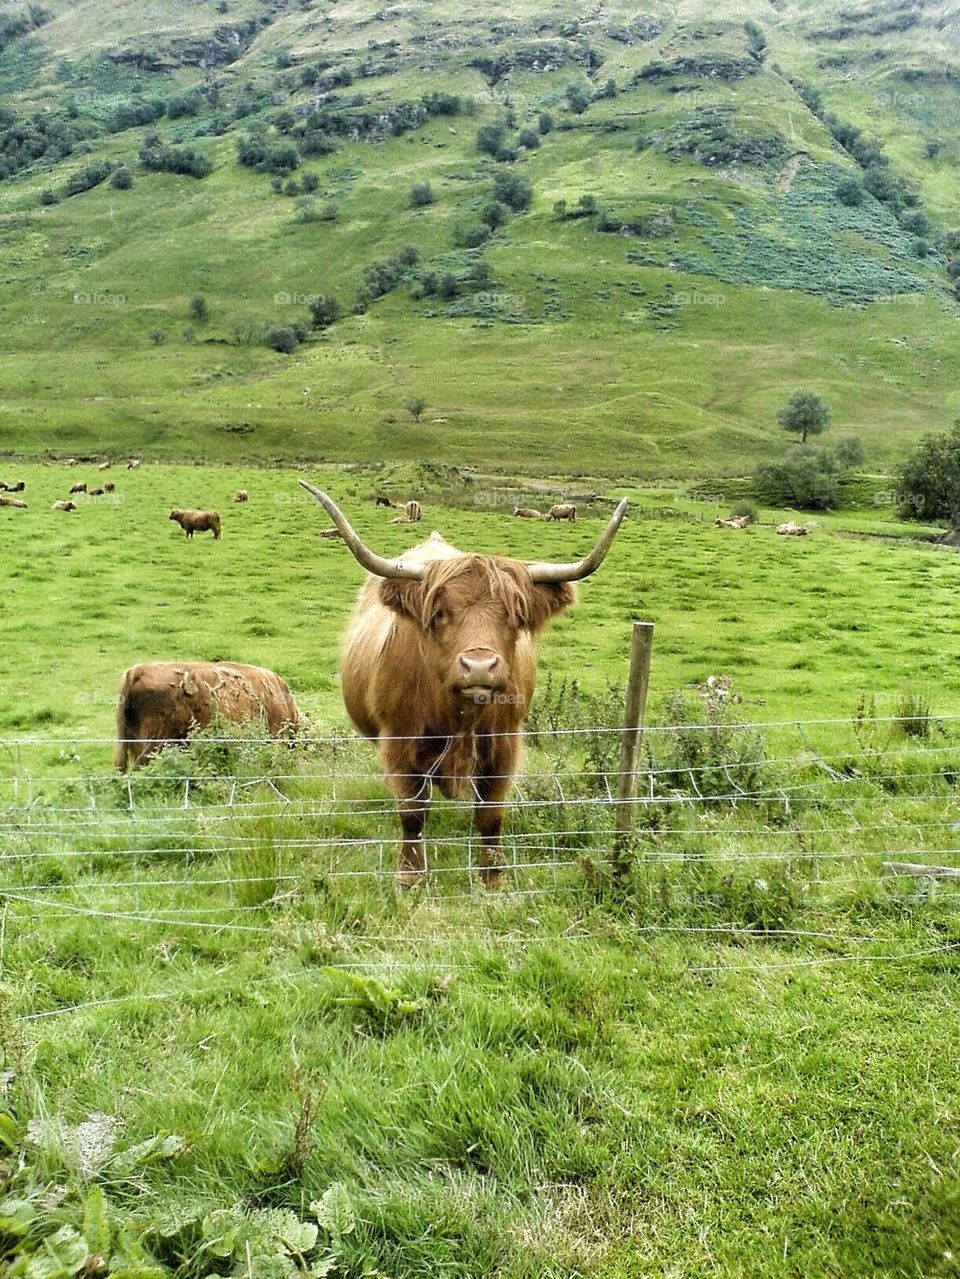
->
[0,0,958,473]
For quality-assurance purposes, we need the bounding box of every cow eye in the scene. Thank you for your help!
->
[432,609,446,626]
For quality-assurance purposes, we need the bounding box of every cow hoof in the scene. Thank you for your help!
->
[396,867,428,889]
[479,864,507,889]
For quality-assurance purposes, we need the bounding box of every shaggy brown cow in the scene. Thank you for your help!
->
[405,500,423,523]
[235,489,249,503]
[715,516,749,530]
[127,458,141,469]
[69,482,87,495]
[301,483,627,886]
[513,507,542,519]
[776,521,809,537]
[98,461,111,472]
[52,500,77,512]
[0,496,27,508]
[546,503,576,522]
[115,661,300,771]
[170,509,221,539]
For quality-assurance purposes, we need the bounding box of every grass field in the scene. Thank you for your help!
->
[4,460,960,1276]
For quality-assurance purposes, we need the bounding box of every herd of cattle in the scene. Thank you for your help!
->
[5,465,816,884]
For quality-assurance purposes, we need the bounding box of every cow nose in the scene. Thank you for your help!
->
[458,650,500,686]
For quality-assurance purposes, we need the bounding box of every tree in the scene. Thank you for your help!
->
[896,421,960,527]
[777,390,831,444]
[835,177,863,207]
[833,435,864,468]
[755,444,839,510]
[404,396,427,421]
[189,294,208,322]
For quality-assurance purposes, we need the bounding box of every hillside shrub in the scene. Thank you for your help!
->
[308,295,341,329]
[492,170,532,212]
[139,145,212,178]
[836,177,863,206]
[409,181,435,208]
[755,444,840,510]
[110,166,132,189]
[263,325,300,354]
[896,420,960,526]
[64,160,113,196]
[236,134,299,174]
[108,97,165,133]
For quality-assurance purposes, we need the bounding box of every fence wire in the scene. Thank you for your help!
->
[3,719,960,1019]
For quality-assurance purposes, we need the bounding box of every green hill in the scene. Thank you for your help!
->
[0,0,958,475]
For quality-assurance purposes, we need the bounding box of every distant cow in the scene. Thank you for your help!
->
[98,461,111,472]
[65,458,78,466]
[374,495,395,508]
[69,482,87,495]
[321,526,342,538]
[776,521,809,537]
[104,481,115,493]
[127,458,141,470]
[89,487,105,497]
[114,661,300,771]
[514,507,543,519]
[546,503,576,522]
[715,516,749,530]
[52,500,77,512]
[170,509,221,539]
[0,496,27,508]
[406,500,423,522]
[1,480,25,493]
[234,489,248,503]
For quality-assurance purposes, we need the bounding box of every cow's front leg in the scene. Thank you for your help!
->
[473,773,511,887]
[397,786,430,888]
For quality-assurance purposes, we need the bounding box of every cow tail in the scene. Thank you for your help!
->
[114,670,132,772]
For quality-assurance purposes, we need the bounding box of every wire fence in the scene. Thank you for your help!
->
[4,718,960,1018]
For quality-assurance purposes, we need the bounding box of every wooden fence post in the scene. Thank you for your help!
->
[612,620,654,878]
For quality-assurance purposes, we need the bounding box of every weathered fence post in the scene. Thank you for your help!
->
[612,620,654,879]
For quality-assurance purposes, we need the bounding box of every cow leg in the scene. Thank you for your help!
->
[473,773,512,887]
[397,787,429,887]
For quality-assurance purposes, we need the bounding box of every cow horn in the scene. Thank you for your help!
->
[299,482,425,580]
[526,498,629,583]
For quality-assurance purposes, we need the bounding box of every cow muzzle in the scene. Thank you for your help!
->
[454,649,505,703]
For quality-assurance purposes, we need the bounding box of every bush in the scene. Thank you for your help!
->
[409,181,435,208]
[538,112,553,135]
[480,200,508,229]
[140,145,213,178]
[729,501,759,524]
[896,420,960,526]
[565,83,591,115]
[452,222,490,248]
[301,172,319,193]
[189,294,207,322]
[755,444,839,510]
[476,123,506,157]
[836,177,863,206]
[40,188,57,205]
[263,325,300,354]
[65,160,113,196]
[236,135,299,174]
[834,435,865,468]
[517,128,539,150]
[110,166,132,189]
[492,170,532,212]
[437,273,459,299]
[108,97,165,133]
[308,295,340,330]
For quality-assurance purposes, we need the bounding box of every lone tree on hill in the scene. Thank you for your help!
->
[778,389,831,443]
[896,420,960,528]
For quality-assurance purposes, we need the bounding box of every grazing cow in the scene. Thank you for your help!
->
[69,482,87,495]
[127,458,141,470]
[513,507,543,519]
[2,480,25,493]
[374,495,395,508]
[170,509,221,539]
[776,521,809,537]
[546,503,576,522]
[715,516,749,530]
[114,661,300,771]
[52,500,77,512]
[405,500,423,523]
[103,481,115,494]
[0,496,27,508]
[98,461,111,472]
[300,483,627,886]
[89,487,105,497]
[65,458,78,466]
[235,489,249,503]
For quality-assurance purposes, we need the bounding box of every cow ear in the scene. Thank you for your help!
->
[378,578,426,619]
[527,582,577,632]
